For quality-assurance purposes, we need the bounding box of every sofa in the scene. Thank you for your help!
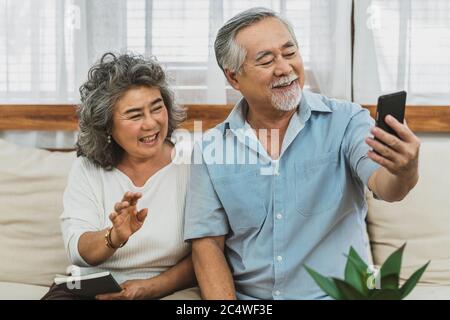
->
[0,135,449,300]
[366,135,450,299]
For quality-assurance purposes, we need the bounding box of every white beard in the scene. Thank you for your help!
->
[271,81,302,111]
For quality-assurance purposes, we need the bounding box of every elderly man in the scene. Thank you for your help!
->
[184,7,420,299]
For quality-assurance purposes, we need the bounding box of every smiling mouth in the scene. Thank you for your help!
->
[272,79,298,89]
[139,132,159,144]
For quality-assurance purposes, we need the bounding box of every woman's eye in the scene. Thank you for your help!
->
[129,114,142,120]
[152,106,163,113]
[285,52,296,57]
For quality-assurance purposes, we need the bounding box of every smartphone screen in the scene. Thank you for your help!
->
[376,91,406,139]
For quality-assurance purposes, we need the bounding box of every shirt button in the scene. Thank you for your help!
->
[276,213,283,220]
[277,255,283,262]
[274,290,281,296]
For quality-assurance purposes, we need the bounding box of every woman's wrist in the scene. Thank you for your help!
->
[107,227,128,249]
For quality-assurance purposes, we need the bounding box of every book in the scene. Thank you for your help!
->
[54,271,122,298]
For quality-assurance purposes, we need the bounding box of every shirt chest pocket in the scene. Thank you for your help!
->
[294,152,343,217]
[212,169,268,230]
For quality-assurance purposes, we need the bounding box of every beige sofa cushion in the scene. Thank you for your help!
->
[367,137,450,285]
[0,139,75,287]
[405,284,450,300]
[0,281,49,300]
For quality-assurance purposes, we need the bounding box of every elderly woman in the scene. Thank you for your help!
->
[42,52,198,300]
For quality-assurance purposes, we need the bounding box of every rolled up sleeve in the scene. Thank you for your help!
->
[184,142,229,242]
[342,105,381,187]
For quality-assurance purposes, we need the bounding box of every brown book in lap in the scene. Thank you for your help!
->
[54,271,122,298]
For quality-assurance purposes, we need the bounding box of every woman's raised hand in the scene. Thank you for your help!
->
[108,191,148,246]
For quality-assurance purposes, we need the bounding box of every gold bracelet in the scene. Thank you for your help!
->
[105,227,127,249]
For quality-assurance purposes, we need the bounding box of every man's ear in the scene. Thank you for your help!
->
[224,69,240,91]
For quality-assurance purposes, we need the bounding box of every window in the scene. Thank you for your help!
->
[354,0,450,105]
[0,0,351,104]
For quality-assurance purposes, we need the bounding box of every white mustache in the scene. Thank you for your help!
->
[271,73,299,88]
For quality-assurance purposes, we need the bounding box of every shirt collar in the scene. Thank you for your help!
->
[222,89,332,134]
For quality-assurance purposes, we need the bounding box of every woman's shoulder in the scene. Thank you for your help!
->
[71,155,100,172]
[66,156,117,199]
[69,156,110,183]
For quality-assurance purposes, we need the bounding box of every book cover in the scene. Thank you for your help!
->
[54,271,122,298]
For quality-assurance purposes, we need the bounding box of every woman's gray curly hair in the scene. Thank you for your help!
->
[76,52,186,170]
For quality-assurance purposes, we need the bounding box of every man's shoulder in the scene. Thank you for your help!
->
[189,123,228,159]
[305,92,374,134]
[199,122,228,143]
[309,92,363,116]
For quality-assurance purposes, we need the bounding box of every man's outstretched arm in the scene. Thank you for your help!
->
[367,115,420,202]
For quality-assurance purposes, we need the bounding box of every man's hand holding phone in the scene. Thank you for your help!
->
[365,91,421,202]
[365,115,420,180]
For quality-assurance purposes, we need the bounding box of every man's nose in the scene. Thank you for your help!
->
[274,57,293,77]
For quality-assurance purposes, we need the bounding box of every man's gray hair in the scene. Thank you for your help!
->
[214,7,298,75]
[76,52,186,170]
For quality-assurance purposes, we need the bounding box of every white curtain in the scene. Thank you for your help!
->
[0,0,129,147]
[285,0,353,100]
[0,0,352,148]
[354,0,450,105]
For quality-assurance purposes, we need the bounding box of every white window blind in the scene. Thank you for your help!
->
[0,0,351,105]
[409,0,450,99]
[354,0,450,105]
[0,0,7,93]
[0,1,58,97]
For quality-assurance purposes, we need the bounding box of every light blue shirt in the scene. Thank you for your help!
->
[184,90,381,300]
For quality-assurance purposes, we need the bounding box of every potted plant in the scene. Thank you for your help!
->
[305,243,429,300]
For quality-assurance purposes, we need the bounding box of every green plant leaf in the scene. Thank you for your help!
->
[344,248,369,295]
[400,261,430,299]
[305,266,343,300]
[380,243,406,288]
[369,289,402,300]
[333,278,366,300]
[347,247,369,272]
[306,243,429,301]
[381,274,399,290]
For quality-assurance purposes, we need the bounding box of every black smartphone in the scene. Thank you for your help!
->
[376,91,407,139]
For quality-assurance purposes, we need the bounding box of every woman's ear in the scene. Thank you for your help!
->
[224,69,240,91]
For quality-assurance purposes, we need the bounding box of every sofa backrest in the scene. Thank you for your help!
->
[1,132,449,288]
[0,138,75,287]
[367,136,450,285]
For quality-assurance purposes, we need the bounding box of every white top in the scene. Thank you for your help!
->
[60,146,190,284]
